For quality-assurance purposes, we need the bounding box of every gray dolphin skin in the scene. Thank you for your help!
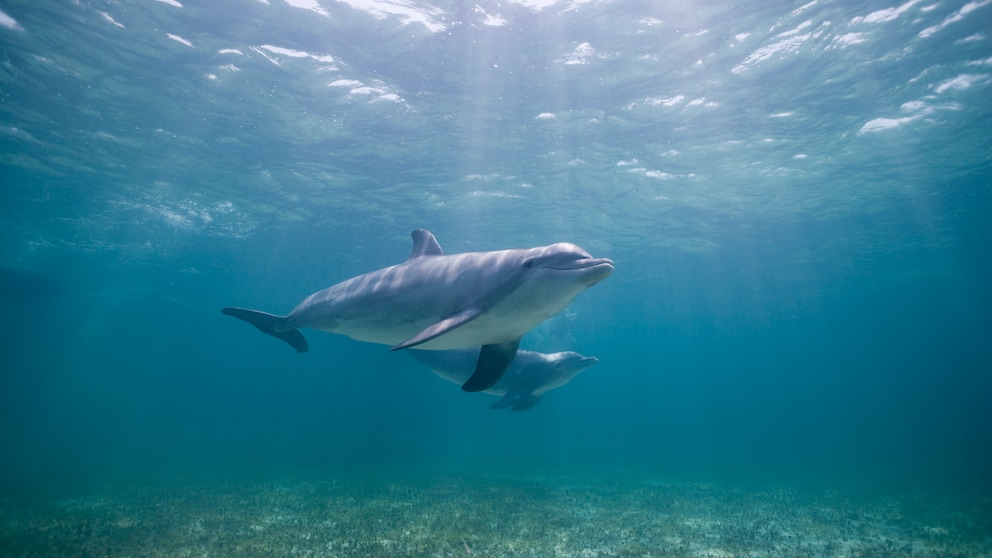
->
[222,229,614,392]
[409,348,599,410]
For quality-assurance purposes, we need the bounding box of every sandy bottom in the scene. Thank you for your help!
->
[1,473,989,557]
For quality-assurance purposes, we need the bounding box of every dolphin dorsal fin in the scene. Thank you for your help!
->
[408,229,444,260]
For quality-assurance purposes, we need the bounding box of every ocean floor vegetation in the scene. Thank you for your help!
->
[0,472,989,557]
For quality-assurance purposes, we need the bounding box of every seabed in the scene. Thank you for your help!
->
[0,473,989,557]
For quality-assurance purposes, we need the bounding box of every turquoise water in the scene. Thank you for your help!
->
[1,0,990,555]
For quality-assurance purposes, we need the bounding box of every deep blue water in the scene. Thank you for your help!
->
[1,0,990,497]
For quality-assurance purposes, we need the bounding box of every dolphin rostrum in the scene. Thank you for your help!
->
[409,348,599,410]
[222,229,613,391]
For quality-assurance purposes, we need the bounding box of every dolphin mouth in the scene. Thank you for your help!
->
[547,257,615,271]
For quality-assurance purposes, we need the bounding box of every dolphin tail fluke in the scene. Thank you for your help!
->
[221,307,309,353]
[462,338,520,392]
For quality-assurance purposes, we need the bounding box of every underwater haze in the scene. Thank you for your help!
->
[1,0,991,556]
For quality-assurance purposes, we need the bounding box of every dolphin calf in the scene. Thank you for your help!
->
[409,348,599,410]
[223,229,613,391]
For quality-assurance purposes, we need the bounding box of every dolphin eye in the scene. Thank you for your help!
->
[522,259,534,269]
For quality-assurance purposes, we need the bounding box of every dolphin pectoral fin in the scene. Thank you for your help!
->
[490,390,542,411]
[221,307,309,353]
[390,306,484,350]
[511,395,542,411]
[489,396,516,409]
[462,338,520,393]
[489,389,530,409]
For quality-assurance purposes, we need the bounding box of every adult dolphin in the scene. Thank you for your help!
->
[222,229,613,391]
[409,348,599,410]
